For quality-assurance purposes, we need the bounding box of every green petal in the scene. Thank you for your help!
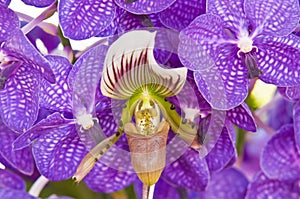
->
[100,30,187,100]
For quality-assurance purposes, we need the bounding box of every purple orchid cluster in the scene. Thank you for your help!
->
[0,0,300,199]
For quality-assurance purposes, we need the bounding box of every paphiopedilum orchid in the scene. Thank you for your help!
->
[178,0,300,109]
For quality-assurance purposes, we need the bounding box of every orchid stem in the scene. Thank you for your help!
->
[142,184,155,199]
[28,175,49,197]
[21,2,57,34]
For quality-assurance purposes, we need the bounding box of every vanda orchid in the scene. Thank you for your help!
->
[1,0,300,199]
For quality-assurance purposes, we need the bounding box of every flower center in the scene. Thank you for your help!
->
[76,114,97,131]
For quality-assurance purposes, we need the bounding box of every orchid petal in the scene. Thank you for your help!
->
[245,0,300,37]
[256,34,300,86]
[58,0,115,40]
[162,148,209,191]
[178,13,226,71]
[22,0,55,7]
[158,0,206,31]
[0,65,40,132]
[227,103,256,132]
[261,124,300,181]
[246,172,299,199]
[293,101,300,151]
[13,112,74,150]
[0,169,26,191]
[0,5,19,43]
[69,44,107,117]
[33,125,86,181]
[3,29,55,83]
[101,30,187,100]
[40,55,72,112]
[0,121,34,175]
[278,86,300,101]
[207,0,248,35]
[115,0,176,15]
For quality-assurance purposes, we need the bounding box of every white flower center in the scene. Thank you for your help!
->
[76,113,95,130]
[237,36,258,58]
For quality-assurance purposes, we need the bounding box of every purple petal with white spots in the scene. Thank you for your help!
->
[13,112,74,150]
[58,0,116,40]
[0,0,11,6]
[246,172,300,199]
[0,122,34,175]
[194,48,250,109]
[227,103,257,132]
[40,55,72,112]
[0,65,40,133]
[261,124,300,181]
[205,125,236,172]
[201,168,248,199]
[84,159,136,193]
[33,125,86,181]
[0,5,18,42]
[162,148,209,191]
[178,14,226,71]
[0,169,25,190]
[69,44,107,116]
[256,34,300,86]
[3,29,55,83]
[22,0,55,7]
[0,189,37,199]
[278,86,300,101]
[293,101,300,151]
[158,0,206,31]
[115,0,176,14]
[207,0,248,34]
[245,0,300,36]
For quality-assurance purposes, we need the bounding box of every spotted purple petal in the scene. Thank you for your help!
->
[84,160,136,193]
[0,122,34,175]
[256,34,300,86]
[245,0,300,37]
[194,50,249,110]
[0,189,37,199]
[207,0,248,35]
[0,5,19,43]
[40,55,72,113]
[178,13,226,71]
[33,125,86,181]
[158,0,206,31]
[115,0,176,14]
[227,103,257,132]
[200,168,248,199]
[0,65,40,133]
[261,124,300,181]
[21,0,55,7]
[0,169,25,191]
[3,29,55,83]
[0,0,11,6]
[13,112,74,150]
[246,172,300,199]
[162,148,209,191]
[293,101,300,151]
[205,125,236,172]
[69,44,108,116]
[58,0,116,40]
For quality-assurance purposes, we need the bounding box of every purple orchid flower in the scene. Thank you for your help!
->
[246,124,300,199]
[13,44,137,193]
[179,0,300,109]
[0,5,55,132]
